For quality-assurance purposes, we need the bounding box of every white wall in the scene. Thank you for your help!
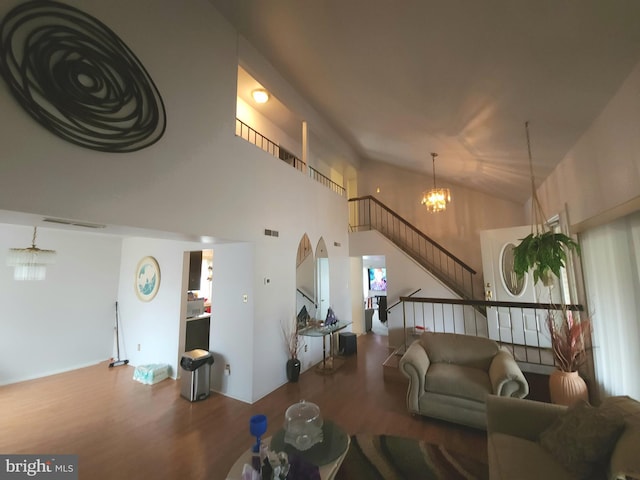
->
[535,59,640,230]
[208,242,255,403]
[0,0,354,402]
[350,230,460,349]
[117,237,208,378]
[0,224,121,385]
[357,159,526,285]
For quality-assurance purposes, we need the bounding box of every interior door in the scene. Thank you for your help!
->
[480,226,553,348]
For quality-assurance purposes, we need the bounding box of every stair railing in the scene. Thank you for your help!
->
[349,196,477,299]
[398,295,584,368]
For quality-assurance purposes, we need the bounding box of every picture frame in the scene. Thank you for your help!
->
[135,256,161,302]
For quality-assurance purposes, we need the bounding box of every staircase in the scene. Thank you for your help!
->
[348,196,479,300]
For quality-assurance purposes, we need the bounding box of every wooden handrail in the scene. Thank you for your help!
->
[349,196,476,274]
[387,288,422,312]
[296,288,317,308]
[399,296,584,311]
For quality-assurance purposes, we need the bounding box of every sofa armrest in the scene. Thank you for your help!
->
[486,395,567,441]
[399,340,430,414]
[488,349,529,398]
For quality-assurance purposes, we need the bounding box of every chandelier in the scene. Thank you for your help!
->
[421,152,451,213]
[6,227,57,281]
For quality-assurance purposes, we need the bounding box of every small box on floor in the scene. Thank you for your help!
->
[133,364,170,385]
[339,332,357,355]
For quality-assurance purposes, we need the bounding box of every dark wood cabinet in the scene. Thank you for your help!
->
[188,251,202,291]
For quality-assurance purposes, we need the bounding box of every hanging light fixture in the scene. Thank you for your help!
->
[421,152,451,212]
[6,227,56,281]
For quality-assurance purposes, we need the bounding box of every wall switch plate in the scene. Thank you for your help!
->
[137,344,141,351]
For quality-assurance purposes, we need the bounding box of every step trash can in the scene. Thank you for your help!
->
[180,349,214,402]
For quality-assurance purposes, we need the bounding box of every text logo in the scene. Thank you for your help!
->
[0,456,77,479]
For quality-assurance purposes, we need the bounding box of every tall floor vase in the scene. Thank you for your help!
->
[286,358,301,383]
[549,370,588,406]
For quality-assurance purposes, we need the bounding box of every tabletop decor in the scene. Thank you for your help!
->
[135,256,160,302]
[0,0,166,152]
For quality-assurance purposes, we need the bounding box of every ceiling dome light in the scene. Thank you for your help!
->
[252,89,270,104]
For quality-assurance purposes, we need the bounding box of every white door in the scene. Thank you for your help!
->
[480,226,557,348]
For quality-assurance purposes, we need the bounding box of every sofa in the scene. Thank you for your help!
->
[487,395,640,479]
[398,332,528,429]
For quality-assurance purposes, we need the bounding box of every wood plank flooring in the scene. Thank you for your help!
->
[0,334,489,480]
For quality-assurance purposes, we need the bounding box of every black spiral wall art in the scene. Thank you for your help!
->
[0,0,166,152]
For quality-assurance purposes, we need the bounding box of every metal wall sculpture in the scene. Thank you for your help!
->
[0,0,166,152]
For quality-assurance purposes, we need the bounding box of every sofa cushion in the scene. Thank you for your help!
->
[425,363,492,403]
[604,396,640,479]
[489,432,575,480]
[539,399,626,479]
[420,332,499,370]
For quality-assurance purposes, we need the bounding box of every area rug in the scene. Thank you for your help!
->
[334,434,489,480]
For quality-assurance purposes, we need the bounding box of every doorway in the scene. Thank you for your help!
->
[362,255,388,336]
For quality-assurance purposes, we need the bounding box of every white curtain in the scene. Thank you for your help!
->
[580,210,640,400]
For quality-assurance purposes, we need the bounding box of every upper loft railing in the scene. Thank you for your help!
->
[349,196,477,300]
[235,118,346,197]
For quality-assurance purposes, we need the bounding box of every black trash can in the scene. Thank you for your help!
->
[339,332,357,355]
[180,349,214,402]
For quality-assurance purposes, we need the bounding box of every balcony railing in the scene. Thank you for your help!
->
[235,118,346,197]
[398,296,585,368]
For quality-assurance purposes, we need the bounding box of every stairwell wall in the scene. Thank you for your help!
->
[356,160,525,286]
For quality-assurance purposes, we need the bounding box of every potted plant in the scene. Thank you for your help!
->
[513,231,580,286]
[282,318,304,382]
[546,309,591,405]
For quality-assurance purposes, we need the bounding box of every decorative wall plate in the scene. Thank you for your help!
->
[135,256,160,302]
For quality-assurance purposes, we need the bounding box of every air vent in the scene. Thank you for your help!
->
[43,217,106,229]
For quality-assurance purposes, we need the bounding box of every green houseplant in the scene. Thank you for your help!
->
[513,231,580,286]
[513,122,580,287]
[517,122,589,405]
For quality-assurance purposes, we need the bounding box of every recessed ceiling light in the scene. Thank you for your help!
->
[252,88,269,104]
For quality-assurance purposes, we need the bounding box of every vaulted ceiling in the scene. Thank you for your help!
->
[213,0,640,203]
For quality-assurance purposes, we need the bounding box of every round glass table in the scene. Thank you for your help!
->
[226,421,350,480]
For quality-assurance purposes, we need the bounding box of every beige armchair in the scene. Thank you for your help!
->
[399,332,528,429]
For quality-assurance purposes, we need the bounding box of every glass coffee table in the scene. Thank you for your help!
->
[226,420,350,480]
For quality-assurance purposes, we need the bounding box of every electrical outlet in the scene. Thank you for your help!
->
[304,344,308,352]
[242,294,248,303]
[224,364,231,376]
[137,343,141,351]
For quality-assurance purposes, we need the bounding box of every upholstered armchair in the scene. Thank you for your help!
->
[399,331,528,429]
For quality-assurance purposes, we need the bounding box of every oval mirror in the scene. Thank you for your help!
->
[500,242,526,297]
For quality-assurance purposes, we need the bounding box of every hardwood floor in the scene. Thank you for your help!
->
[0,334,488,480]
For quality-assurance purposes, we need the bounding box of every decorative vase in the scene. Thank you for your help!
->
[286,358,301,382]
[549,369,588,406]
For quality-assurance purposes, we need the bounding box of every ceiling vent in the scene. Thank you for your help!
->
[43,217,106,229]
